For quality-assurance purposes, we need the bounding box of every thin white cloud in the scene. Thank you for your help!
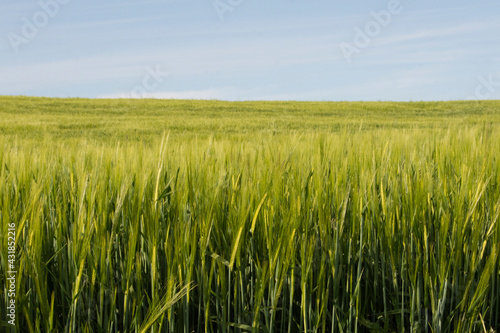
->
[0,54,167,92]
[351,45,482,66]
[328,66,458,101]
[100,88,238,100]
[377,20,500,47]
[60,15,171,29]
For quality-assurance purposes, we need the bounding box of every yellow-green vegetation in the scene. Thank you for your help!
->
[1,96,499,332]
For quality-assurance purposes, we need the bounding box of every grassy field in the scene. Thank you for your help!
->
[1,96,499,332]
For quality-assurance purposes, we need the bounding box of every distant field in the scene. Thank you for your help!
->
[1,96,499,332]
[1,96,499,142]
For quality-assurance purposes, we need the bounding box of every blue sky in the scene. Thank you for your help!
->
[1,0,499,101]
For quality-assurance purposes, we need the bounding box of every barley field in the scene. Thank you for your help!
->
[1,96,499,332]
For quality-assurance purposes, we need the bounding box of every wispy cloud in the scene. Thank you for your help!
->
[377,20,500,47]
[100,88,238,100]
[0,54,161,93]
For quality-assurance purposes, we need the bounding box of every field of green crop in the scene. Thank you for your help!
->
[1,96,499,332]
